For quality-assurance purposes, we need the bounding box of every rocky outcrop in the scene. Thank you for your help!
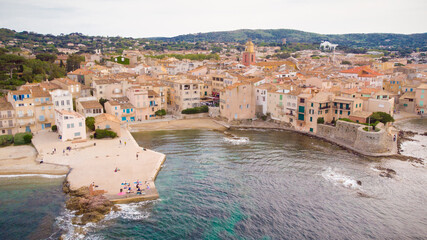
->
[63,181,119,225]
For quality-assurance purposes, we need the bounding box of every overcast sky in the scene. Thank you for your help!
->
[0,0,426,38]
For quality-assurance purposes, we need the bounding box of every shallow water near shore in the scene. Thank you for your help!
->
[0,176,66,240]
[0,119,426,239]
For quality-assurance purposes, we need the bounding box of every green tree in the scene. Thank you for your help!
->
[155,109,166,118]
[36,53,57,62]
[99,98,108,112]
[211,46,222,54]
[85,117,95,131]
[369,112,395,124]
[66,54,84,72]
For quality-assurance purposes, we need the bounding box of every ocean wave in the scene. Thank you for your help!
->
[0,174,66,178]
[322,167,361,190]
[105,200,159,221]
[53,209,87,240]
[223,137,249,145]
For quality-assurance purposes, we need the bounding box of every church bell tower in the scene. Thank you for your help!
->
[242,40,256,66]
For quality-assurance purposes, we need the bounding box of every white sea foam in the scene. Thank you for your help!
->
[322,167,361,190]
[105,200,158,221]
[223,137,249,145]
[400,135,427,161]
[0,174,66,178]
[54,209,86,240]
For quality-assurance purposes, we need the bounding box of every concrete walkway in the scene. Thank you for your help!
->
[32,128,165,202]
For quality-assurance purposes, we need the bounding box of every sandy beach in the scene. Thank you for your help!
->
[0,145,69,175]
[31,128,165,202]
[129,118,226,132]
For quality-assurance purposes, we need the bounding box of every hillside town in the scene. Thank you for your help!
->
[0,40,426,152]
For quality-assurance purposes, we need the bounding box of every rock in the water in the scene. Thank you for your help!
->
[65,186,115,225]
[80,212,105,225]
[375,166,397,178]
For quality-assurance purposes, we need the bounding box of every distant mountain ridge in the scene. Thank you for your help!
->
[151,29,427,48]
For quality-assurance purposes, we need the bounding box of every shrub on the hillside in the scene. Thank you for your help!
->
[51,125,57,132]
[181,105,209,114]
[94,129,117,139]
[86,117,95,131]
[0,135,13,146]
[14,132,32,145]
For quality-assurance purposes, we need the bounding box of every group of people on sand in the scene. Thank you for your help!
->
[118,180,150,196]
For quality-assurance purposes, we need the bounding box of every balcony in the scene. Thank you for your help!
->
[0,124,15,129]
[332,105,351,110]
[319,105,330,110]
[17,113,34,118]
[0,114,14,119]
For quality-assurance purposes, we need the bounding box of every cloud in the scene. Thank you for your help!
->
[0,0,426,37]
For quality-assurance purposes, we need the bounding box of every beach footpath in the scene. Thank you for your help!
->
[32,128,166,203]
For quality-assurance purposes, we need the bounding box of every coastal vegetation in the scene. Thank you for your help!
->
[369,112,395,124]
[181,105,209,114]
[51,125,57,132]
[13,132,33,145]
[94,129,117,139]
[155,109,166,118]
[0,132,33,146]
[0,134,13,146]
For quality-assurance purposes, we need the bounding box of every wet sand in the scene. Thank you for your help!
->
[129,118,226,132]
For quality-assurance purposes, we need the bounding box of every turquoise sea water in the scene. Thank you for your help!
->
[0,119,426,239]
[0,176,65,240]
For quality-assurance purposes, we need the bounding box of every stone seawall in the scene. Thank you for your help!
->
[317,121,394,154]
[221,119,397,157]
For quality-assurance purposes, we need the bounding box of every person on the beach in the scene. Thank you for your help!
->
[136,153,138,160]
[124,141,127,146]
[119,140,121,145]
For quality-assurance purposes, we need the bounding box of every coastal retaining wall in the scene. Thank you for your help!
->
[180,113,209,119]
[317,121,392,154]
[209,107,220,118]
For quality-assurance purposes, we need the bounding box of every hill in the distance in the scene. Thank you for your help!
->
[151,29,427,49]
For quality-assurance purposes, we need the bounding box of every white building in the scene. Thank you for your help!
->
[51,89,73,112]
[55,110,86,142]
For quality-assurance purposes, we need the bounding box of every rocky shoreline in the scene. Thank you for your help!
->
[62,181,119,227]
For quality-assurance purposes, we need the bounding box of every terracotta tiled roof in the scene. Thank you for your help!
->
[94,113,120,123]
[79,100,103,109]
[69,68,94,75]
[30,87,51,98]
[340,65,383,77]
[52,77,79,86]
[0,97,13,111]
